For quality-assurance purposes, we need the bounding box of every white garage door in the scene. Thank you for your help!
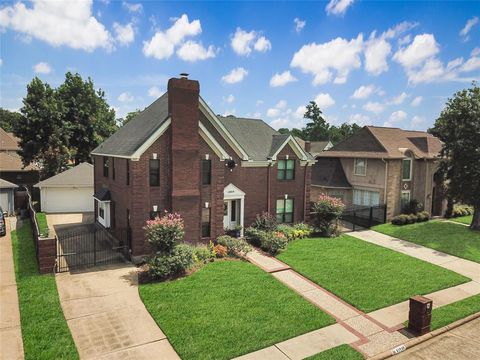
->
[41,187,94,213]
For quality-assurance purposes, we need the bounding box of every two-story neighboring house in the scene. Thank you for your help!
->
[91,76,315,260]
[311,126,446,220]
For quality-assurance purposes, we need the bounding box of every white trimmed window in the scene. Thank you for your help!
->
[353,190,380,207]
[402,158,412,181]
[354,158,367,176]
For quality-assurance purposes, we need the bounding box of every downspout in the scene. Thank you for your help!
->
[424,158,428,212]
[267,158,272,213]
[303,161,308,222]
[382,158,388,220]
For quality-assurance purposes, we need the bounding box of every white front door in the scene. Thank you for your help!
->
[223,200,239,230]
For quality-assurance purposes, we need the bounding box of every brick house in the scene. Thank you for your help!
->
[91,76,315,260]
[310,126,446,220]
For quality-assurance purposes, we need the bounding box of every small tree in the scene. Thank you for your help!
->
[144,212,185,254]
[429,82,480,230]
[311,194,345,236]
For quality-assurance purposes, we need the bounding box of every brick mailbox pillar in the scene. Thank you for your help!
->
[408,295,432,336]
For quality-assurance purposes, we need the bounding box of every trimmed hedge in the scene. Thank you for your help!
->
[391,211,430,225]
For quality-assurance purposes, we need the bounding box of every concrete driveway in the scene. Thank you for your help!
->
[46,212,94,236]
[394,318,480,359]
[56,264,180,359]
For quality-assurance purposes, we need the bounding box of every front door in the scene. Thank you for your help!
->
[223,200,239,230]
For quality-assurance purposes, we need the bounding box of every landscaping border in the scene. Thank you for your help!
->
[369,311,480,359]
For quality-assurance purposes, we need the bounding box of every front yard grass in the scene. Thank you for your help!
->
[450,215,473,226]
[139,260,334,360]
[429,293,480,330]
[305,345,364,359]
[373,220,480,263]
[11,222,78,360]
[277,235,469,313]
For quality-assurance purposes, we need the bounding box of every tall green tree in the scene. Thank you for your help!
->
[303,101,330,141]
[15,77,70,178]
[57,72,116,164]
[429,83,480,230]
[0,108,24,133]
[118,109,142,127]
[329,123,362,144]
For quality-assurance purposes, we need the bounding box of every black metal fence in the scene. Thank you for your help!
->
[340,204,387,231]
[56,224,130,272]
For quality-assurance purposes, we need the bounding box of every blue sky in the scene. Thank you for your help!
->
[1,0,479,131]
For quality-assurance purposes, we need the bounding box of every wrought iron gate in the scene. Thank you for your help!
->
[340,204,387,231]
[56,224,130,272]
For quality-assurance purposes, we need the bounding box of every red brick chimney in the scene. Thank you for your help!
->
[168,75,201,241]
[304,141,311,153]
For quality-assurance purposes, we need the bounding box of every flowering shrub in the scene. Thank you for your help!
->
[311,194,345,237]
[147,244,194,280]
[277,224,312,241]
[213,244,228,258]
[144,212,184,253]
[216,235,251,256]
[193,245,215,263]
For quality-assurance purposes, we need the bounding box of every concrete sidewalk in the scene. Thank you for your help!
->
[0,218,24,360]
[56,265,180,360]
[394,317,480,359]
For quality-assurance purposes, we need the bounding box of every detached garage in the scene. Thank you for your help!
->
[35,162,94,213]
[0,178,18,215]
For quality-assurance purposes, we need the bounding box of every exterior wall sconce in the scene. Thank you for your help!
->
[205,202,210,208]
[284,194,288,199]
[153,205,158,212]
[205,154,210,160]
[286,155,289,160]
[152,153,158,159]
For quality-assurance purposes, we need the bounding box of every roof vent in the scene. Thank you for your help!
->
[180,73,189,79]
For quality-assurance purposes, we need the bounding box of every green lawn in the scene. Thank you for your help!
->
[305,345,364,359]
[35,212,49,237]
[11,222,78,360]
[373,221,480,263]
[430,294,480,330]
[277,235,469,313]
[451,215,473,225]
[139,260,334,360]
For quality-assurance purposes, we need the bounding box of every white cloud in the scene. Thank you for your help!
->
[410,115,425,129]
[266,100,288,118]
[294,106,306,119]
[143,14,214,61]
[270,70,297,87]
[148,86,163,98]
[384,110,407,127]
[393,34,439,68]
[290,34,363,85]
[223,94,235,103]
[118,92,134,102]
[267,108,281,118]
[462,56,480,72]
[0,58,2,66]
[363,101,385,114]
[113,22,135,46]
[254,36,271,52]
[364,35,391,75]
[0,0,113,51]
[398,34,411,46]
[348,113,370,126]
[230,28,271,56]
[325,0,355,16]
[122,1,143,13]
[472,47,480,57]
[176,41,215,62]
[276,100,288,109]
[460,16,479,41]
[294,18,306,33]
[33,62,51,74]
[410,96,423,107]
[221,67,248,84]
[387,92,408,105]
[351,85,375,99]
[314,93,335,109]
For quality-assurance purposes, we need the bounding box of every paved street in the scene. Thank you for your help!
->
[395,317,480,360]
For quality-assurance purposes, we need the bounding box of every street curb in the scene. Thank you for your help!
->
[369,311,480,359]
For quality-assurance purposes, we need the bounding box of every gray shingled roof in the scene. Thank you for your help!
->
[92,93,169,157]
[35,162,93,188]
[312,158,351,188]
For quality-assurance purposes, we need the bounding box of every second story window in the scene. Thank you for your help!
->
[149,159,160,186]
[277,159,295,180]
[354,158,366,176]
[103,157,109,177]
[202,159,211,185]
[402,158,412,181]
[126,159,130,185]
[112,157,115,180]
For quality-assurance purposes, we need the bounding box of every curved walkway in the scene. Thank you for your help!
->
[56,265,180,360]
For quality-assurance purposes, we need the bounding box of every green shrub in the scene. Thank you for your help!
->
[402,199,423,214]
[277,224,311,241]
[244,227,264,247]
[391,214,409,225]
[193,245,215,263]
[261,232,288,255]
[406,214,418,224]
[216,235,251,256]
[148,244,194,280]
[252,212,278,231]
[293,222,312,234]
[144,212,184,254]
[311,194,345,237]
[416,211,430,222]
[452,204,473,217]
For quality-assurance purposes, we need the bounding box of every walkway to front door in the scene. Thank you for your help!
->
[55,264,180,359]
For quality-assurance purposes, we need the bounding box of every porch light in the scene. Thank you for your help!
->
[153,205,158,212]
[205,154,210,160]
[284,194,288,199]
[205,202,210,208]
[286,155,289,160]
[152,153,158,159]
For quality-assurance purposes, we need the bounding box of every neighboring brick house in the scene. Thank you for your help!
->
[311,126,446,220]
[91,76,315,260]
